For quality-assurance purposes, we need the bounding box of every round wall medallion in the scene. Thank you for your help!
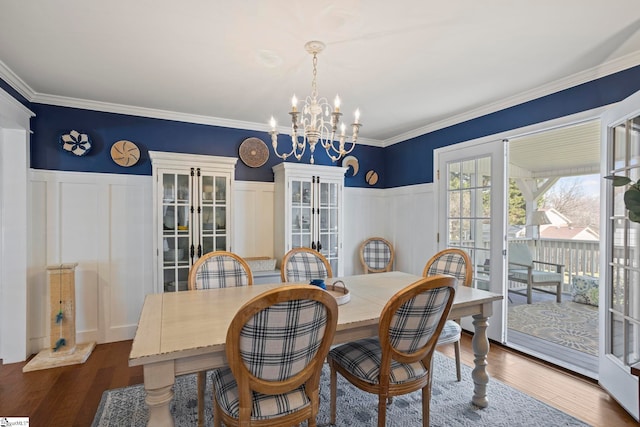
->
[110,140,140,167]
[60,130,92,156]
[366,170,379,186]
[239,137,269,168]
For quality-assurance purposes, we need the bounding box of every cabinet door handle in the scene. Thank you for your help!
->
[311,241,316,250]
[190,244,195,261]
[317,241,322,251]
[197,244,202,258]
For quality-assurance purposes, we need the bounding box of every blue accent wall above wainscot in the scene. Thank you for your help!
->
[384,64,640,188]
[30,103,383,186]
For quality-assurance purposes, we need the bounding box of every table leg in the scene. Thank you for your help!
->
[471,313,490,408]
[143,361,176,427]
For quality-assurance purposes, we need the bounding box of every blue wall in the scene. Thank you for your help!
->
[385,64,640,187]
[28,104,385,187]
[5,64,640,188]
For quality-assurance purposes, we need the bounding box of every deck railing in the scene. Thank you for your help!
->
[509,238,600,292]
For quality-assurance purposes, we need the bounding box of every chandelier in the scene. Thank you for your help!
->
[269,41,362,164]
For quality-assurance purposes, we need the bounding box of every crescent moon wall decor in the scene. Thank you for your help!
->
[342,155,359,176]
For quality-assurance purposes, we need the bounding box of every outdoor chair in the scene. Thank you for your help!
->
[359,237,395,274]
[280,247,333,283]
[187,250,254,427]
[328,276,456,427]
[508,242,564,304]
[423,248,472,381]
[211,285,338,427]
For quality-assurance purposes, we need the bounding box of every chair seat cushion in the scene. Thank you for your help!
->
[436,320,461,346]
[509,269,562,284]
[328,337,427,385]
[211,367,310,420]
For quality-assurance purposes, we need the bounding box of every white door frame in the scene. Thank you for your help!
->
[599,89,640,422]
[435,138,507,342]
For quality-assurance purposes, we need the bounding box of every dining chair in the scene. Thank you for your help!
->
[280,247,333,283]
[422,248,472,381]
[328,275,456,427]
[211,285,338,427]
[188,250,254,290]
[359,237,395,274]
[187,250,254,427]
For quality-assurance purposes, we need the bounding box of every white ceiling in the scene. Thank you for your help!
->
[1,1,640,146]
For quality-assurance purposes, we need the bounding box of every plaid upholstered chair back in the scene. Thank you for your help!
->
[222,285,338,423]
[187,251,253,290]
[360,237,395,274]
[281,247,333,283]
[422,248,472,288]
[384,278,456,355]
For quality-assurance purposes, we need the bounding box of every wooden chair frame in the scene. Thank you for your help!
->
[328,276,456,427]
[187,250,253,427]
[215,285,338,427]
[359,237,395,274]
[188,250,254,290]
[422,248,472,382]
[280,247,333,283]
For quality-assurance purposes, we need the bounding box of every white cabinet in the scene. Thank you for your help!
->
[150,151,237,293]
[273,163,347,276]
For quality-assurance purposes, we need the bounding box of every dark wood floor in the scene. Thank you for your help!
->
[0,335,636,426]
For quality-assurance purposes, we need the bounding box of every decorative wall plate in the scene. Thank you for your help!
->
[60,130,92,156]
[110,140,141,167]
[239,137,269,168]
[366,170,379,185]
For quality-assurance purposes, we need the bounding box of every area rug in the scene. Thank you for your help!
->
[508,301,598,356]
[92,352,589,426]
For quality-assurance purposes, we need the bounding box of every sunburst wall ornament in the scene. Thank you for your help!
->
[59,130,92,156]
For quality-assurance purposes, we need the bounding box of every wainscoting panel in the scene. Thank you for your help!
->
[29,171,153,353]
[385,183,437,276]
[25,170,433,355]
[233,181,275,258]
[342,187,389,276]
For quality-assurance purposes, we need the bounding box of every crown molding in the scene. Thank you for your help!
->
[383,50,640,146]
[3,51,639,149]
[0,60,36,101]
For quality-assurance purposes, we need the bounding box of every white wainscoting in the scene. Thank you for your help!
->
[26,170,436,356]
[233,181,275,258]
[29,170,154,353]
[385,183,437,276]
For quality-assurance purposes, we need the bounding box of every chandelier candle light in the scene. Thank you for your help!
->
[269,41,361,164]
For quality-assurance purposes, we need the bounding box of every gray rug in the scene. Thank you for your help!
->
[92,352,590,426]
[508,301,598,356]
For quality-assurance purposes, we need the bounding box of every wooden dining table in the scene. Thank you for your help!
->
[129,271,503,427]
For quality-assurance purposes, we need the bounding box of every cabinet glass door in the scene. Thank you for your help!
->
[161,172,191,292]
[199,174,228,256]
[290,179,313,249]
[318,180,340,273]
